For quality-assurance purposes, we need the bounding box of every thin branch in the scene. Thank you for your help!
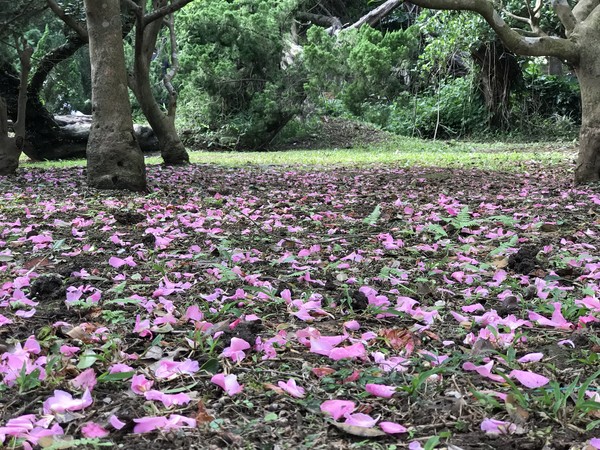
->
[503,10,532,25]
[163,14,179,119]
[407,0,579,63]
[511,27,539,37]
[47,0,88,39]
[345,0,402,31]
[143,0,195,26]
[551,0,577,35]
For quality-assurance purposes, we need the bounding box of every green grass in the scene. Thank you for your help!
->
[21,137,572,171]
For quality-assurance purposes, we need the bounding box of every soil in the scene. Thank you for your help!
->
[0,145,599,450]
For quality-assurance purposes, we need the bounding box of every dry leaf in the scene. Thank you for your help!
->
[23,256,52,270]
[330,422,386,437]
[491,257,509,269]
[264,383,284,395]
[505,394,530,424]
[39,435,75,448]
[312,367,336,378]
[471,338,495,356]
[380,328,418,354]
[144,345,164,360]
[196,400,214,424]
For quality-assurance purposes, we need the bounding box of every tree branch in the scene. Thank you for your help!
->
[46,0,88,39]
[163,14,179,119]
[143,0,195,26]
[345,0,402,31]
[407,0,580,63]
[296,12,343,33]
[14,38,33,138]
[29,34,86,96]
[551,0,577,36]
[0,96,8,137]
[503,10,532,25]
[572,0,600,21]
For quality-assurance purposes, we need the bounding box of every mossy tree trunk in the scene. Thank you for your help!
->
[84,0,146,191]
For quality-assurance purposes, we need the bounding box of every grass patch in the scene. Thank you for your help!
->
[21,138,572,171]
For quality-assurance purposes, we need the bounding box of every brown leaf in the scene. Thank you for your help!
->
[195,400,214,424]
[264,383,284,394]
[505,394,530,424]
[312,367,336,378]
[540,223,558,232]
[39,435,75,448]
[330,422,386,437]
[380,328,418,354]
[471,338,495,356]
[23,256,52,270]
[491,257,509,269]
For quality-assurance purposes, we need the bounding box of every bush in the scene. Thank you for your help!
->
[176,0,305,149]
[387,77,486,138]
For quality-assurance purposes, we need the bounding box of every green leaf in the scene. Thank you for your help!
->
[362,205,381,226]
[98,371,135,383]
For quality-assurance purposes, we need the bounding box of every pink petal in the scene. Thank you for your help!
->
[509,370,549,388]
[462,361,505,383]
[211,373,243,396]
[379,421,407,434]
[517,353,544,363]
[343,320,361,331]
[108,256,126,268]
[133,416,169,434]
[71,368,97,391]
[365,383,396,398]
[329,342,366,360]
[320,400,356,420]
[481,418,517,434]
[589,438,600,449]
[344,413,378,428]
[131,374,154,394]
[81,422,109,438]
[144,390,191,407]
[43,389,93,415]
[109,415,126,430]
[277,379,306,398]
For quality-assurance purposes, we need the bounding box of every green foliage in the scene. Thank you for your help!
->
[304,25,418,117]
[388,76,486,138]
[508,61,581,139]
[176,0,305,149]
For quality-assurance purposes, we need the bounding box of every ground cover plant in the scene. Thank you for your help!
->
[1,143,599,449]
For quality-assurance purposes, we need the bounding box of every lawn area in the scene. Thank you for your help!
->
[2,140,599,450]
[21,138,573,170]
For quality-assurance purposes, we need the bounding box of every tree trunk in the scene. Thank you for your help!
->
[471,40,520,130]
[84,0,146,191]
[130,7,189,165]
[0,41,33,175]
[574,27,600,184]
[0,97,20,175]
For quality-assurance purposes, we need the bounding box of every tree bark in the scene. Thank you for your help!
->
[0,40,32,175]
[129,3,189,165]
[573,18,600,184]
[84,0,146,191]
